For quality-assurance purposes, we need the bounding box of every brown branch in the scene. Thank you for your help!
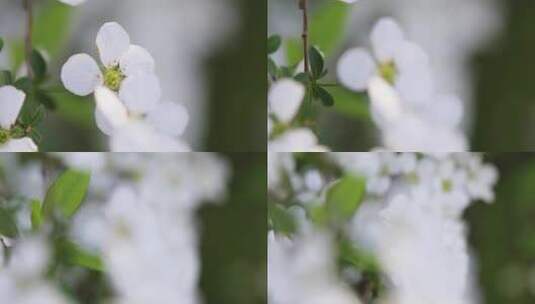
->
[298,0,309,73]
[23,0,33,79]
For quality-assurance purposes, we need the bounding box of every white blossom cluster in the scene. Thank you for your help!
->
[268,152,498,304]
[0,237,70,304]
[0,153,229,304]
[61,22,190,151]
[337,18,467,151]
[268,80,328,152]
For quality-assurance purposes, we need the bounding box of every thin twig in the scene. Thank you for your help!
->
[299,0,309,73]
[23,0,33,79]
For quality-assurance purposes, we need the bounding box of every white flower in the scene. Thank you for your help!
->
[269,129,328,152]
[337,18,467,151]
[93,86,190,152]
[268,79,327,152]
[368,76,467,152]
[61,22,161,115]
[338,17,434,105]
[0,86,37,152]
[58,0,86,5]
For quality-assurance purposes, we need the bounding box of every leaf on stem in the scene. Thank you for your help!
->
[42,169,91,219]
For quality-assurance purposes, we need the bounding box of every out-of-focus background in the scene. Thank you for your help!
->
[0,0,266,151]
[467,153,535,304]
[199,152,266,304]
[268,0,535,151]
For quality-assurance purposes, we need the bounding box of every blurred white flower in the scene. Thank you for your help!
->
[0,85,37,152]
[269,232,360,304]
[268,79,327,152]
[58,0,87,5]
[337,18,467,151]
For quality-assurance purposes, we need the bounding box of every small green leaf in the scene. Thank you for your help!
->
[294,72,309,84]
[30,49,47,81]
[267,35,282,55]
[269,203,296,235]
[0,70,13,86]
[268,57,279,79]
[14,77,32,92]
[326,175,366,220]
[35,91,56,110]
[315,86,334,107]
[309,46,325,79]
[339,238,380,272]
[62,241,104,271]
[31,200,42,231]
[43,169,91,219]
[0,208,18,238]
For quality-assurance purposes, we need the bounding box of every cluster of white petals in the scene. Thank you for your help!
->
[61,22,190,151]
[0,85,38,152]
[0,237,69,304]
[0,153,230,304]
[337,18,467,151]
[268,152,498,304]
[268,79,328,152]
[269,232,361,304]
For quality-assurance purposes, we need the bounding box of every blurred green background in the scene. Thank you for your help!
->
[0,0,266,152]
[199,152,266,304]
[467,153,535,303]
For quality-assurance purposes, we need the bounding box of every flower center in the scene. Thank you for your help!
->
[442,179,453,192]
[379,61,397,85]
[103,65,125,92]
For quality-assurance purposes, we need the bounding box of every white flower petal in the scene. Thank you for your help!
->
[111,121,191,152]
[61,54,102,96]
[119,73,161,114]
[423,95,463,128]
[94,108,115,136]
[96,22,131,67]
[395,67,434,106]
[119,45,156,77]
[58,0,86,5]
[368,76,403,126]
[268,79,305,123]
[337,48,376,91]
[370,17,405,62]
[0,137,38,152]
[394,41,430,73]
[146,101,189,137]
[0,85,25,129]
[268,128,328,152]
[94,86,129,134]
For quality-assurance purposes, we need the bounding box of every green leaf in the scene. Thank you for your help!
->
[315,85,334,107]
[309,46,325,79]
[31,200,42,231]
[62,241,104,271]
[0,70,12,85]
[286,2,351,65]
[339,239,380,272]
[326,175,366,220]
[14,77,32,92]
[0,208,18,237]
[0,38,3,52]
[267,35,282,55]
[30,49,47,81]
[43,169,91,219]
[269,203,296,235]
[35,90,56,110]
